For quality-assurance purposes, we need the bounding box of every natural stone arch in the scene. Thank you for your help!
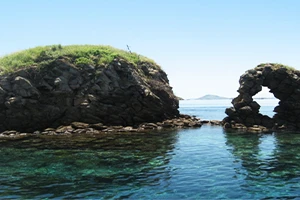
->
[223,63,300,131]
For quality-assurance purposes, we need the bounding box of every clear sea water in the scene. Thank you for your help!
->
[1,99,300,199]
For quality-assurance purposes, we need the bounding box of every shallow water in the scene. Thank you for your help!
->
[0,99,299,199]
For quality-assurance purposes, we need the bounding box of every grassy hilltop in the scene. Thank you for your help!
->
[0,45,158,74]
[255,63,296,71]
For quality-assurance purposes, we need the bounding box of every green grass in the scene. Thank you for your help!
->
[272,63,295,71]
[0,45,158,74]
[256,63,296,71]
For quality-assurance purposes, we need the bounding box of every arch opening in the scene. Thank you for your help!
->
[253,87,279,118]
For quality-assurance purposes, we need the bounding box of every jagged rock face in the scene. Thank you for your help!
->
[0,58,179,132]
[223,63,300,130]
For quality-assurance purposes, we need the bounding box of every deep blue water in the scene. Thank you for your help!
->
[1,99,300,199]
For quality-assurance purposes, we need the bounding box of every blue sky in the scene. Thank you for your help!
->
[1,0,300,99]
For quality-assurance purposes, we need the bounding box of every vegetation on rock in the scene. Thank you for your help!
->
[0,45,158,74]
[256,63,295,71]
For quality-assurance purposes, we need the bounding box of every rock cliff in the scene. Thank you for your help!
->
[223,63,300,132]
[0,45,180,132]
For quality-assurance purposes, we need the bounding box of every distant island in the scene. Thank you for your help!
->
[253,97,276,100]
[184,94,276,101]
[194,94,230,100]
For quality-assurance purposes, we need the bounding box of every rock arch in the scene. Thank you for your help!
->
[223,63,300,131]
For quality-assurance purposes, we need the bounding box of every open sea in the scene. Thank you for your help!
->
[1,99,300,199]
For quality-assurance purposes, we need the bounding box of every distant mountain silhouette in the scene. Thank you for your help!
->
[195,94,230,100]
[253,97,276,99]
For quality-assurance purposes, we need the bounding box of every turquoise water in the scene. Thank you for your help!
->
[1,99,300,199]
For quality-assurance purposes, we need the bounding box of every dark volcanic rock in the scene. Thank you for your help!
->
[223,63,300,132]
[0,58,179,132]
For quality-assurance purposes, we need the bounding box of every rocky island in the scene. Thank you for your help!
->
[223,63,300,132]
[0,45,201,137]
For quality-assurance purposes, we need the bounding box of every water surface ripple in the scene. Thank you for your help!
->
[0,99,299,199]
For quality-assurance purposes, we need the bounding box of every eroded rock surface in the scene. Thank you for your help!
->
[0,57,180,132]
[223,63,300,132]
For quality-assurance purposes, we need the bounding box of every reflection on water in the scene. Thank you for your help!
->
[0,131,179,199]
[224,130,300,198]
[1,127,300,199]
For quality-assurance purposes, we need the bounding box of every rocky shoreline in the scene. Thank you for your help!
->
[0,114,205,139]
[2,115,298,139]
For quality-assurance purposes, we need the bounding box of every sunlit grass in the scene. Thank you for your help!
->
[0,44,158,74]
[256,63,296,71]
